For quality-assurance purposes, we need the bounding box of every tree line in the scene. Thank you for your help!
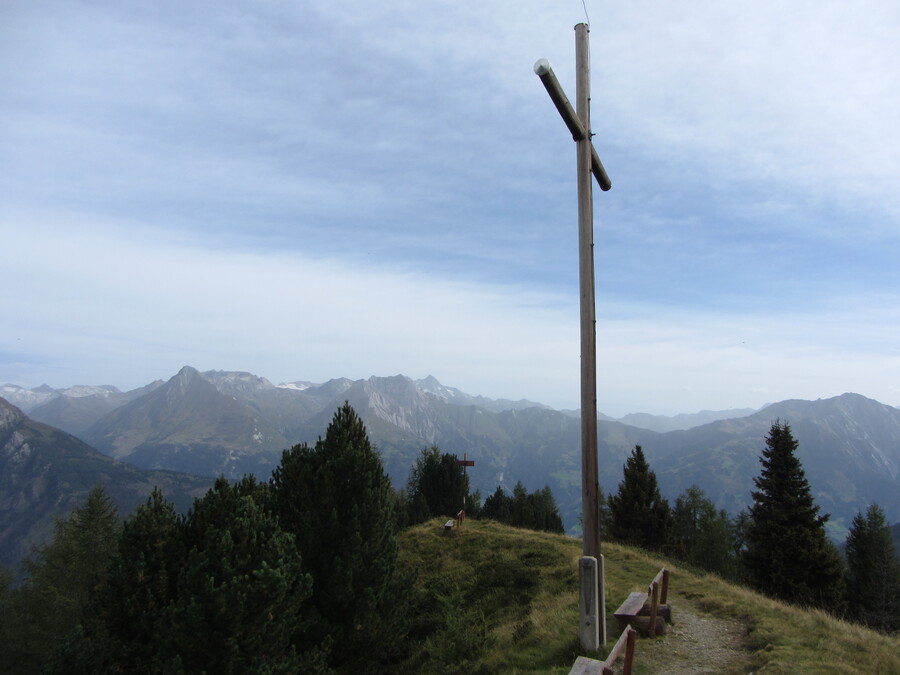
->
[401,444,565,534]
[0,403,566,674]
[602,421,900,632]
[3,408,895,675]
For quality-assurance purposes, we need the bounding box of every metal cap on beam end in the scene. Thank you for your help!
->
[533,58,551,76]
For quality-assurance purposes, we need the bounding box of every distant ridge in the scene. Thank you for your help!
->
[5,370,900,540]
[0,396,210,568]
[618,407,758,433]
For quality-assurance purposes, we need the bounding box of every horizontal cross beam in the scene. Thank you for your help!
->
[534,58,611,191]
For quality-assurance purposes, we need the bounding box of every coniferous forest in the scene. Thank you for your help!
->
[1,408,897,674]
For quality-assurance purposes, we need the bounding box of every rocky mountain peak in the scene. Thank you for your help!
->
[0,384,59,412]
[174,364,201,380]
[200,369,275,395]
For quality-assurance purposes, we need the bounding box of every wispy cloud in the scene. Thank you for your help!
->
[2,0,898,414]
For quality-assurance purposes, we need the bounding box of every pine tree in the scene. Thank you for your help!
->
[845,503,900,631]
[271,402,406,672]
[607,445,671,551]
[743,420,844,609]
[168,476,323,673]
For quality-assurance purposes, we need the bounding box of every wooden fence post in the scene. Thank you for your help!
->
[623,627,636,675]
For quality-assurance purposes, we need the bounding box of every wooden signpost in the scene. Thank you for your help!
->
[535,23,611,650]
[456,453,475,526]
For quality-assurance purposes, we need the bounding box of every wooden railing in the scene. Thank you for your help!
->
[647,568,670,638]
[568,568,672,674]
[613,567,671,637]
[568,625,636,675]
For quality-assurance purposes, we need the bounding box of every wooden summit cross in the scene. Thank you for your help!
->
[534,23,611,650]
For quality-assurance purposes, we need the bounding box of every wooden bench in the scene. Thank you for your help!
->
[613,568,671,637]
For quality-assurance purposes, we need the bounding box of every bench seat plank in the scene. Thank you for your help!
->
[614,592,648,618]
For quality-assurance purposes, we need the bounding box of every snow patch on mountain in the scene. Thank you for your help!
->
[276,381,314,391]
[60,385,121,398]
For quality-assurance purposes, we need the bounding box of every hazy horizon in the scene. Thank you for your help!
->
[3,1,899,417]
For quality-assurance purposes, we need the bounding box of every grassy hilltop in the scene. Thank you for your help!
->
[398,519,900,674]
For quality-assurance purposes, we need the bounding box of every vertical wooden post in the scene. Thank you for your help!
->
[576,22,599,566]
[534,22,611,652]
[623,627,637,675]
[575,21,605,648]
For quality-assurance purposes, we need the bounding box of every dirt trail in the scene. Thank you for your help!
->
[609,593,751,674]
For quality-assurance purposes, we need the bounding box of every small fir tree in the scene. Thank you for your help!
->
[607,445,672,551]
[743,420,844,609]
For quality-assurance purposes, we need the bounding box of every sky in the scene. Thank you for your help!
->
[2,0,899,417]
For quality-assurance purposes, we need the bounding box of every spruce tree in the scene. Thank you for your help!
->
[607,445,671,550]
[509,481,535,528]
[845,503,900,631]
[530,486,565,534]
[481,486,511,523]
[271,402,405,672]
[743,420,844,609]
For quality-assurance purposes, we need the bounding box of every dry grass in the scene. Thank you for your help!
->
[397,520,900,674]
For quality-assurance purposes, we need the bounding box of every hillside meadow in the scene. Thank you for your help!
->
[398,519,900,674]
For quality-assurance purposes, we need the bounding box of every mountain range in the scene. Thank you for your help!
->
[0,395,210,569]
[2,367,899,566]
